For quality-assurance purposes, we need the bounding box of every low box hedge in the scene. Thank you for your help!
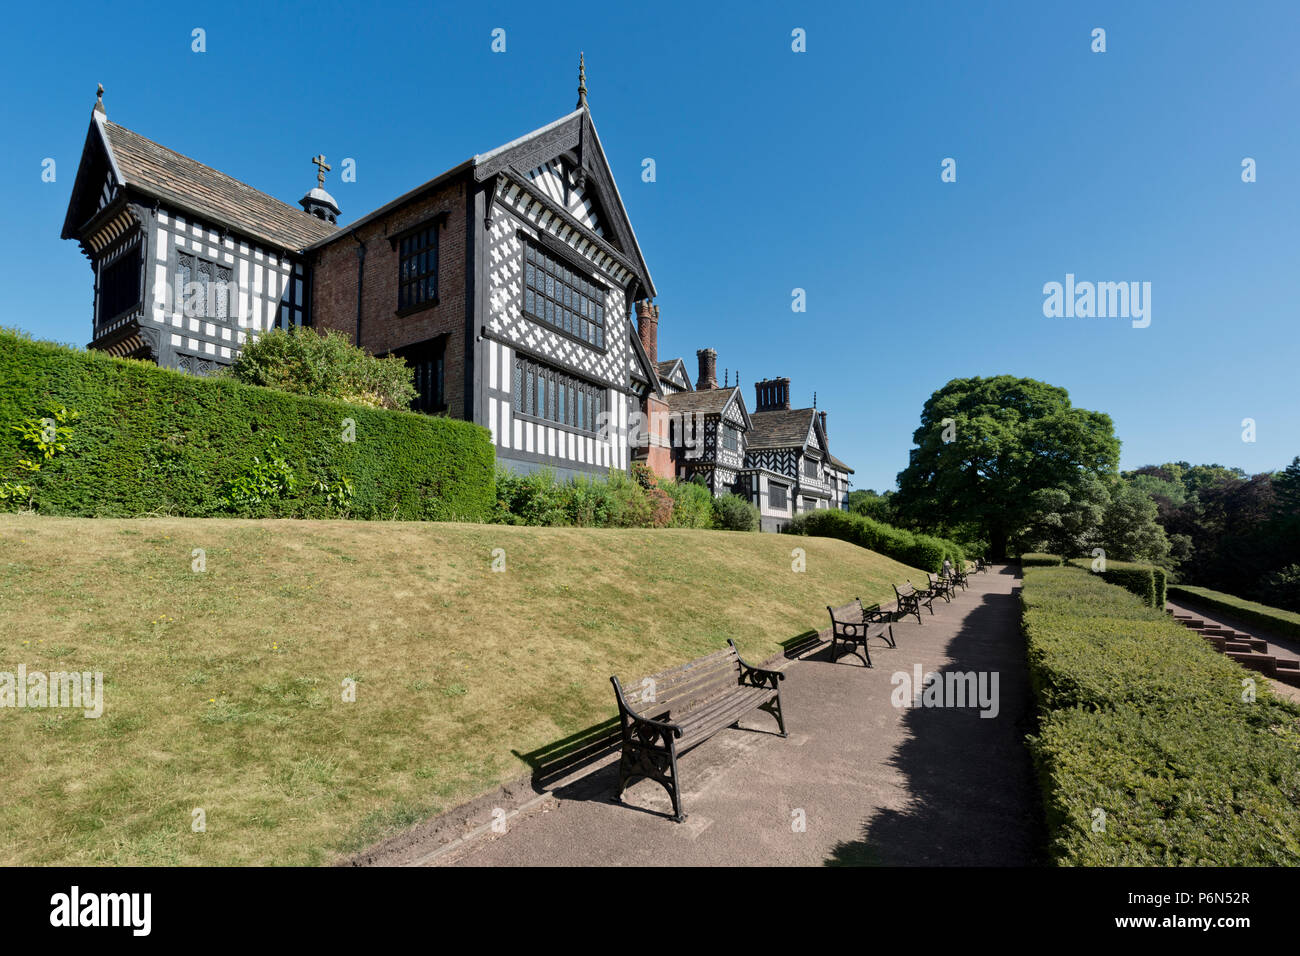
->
[1168,584,1300,641]
[1066,557,1165,608]
[0,330,495,520]
[1022,566,1300,866]
[1019,553,1062,567]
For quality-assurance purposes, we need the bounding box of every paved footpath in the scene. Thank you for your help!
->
[436,566,1042,866]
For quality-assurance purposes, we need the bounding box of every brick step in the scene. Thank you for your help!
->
[1272,663,1300,688]
[1205,634,1268,652]
[1227,652,1277,675]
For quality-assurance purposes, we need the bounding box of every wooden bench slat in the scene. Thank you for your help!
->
[624,662,741,711]
[677,688,773,748]
[622,651,739,705]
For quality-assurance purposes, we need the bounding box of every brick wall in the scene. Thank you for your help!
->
[311,176,469,420]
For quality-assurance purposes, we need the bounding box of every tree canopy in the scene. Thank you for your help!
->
[894,376,1121,559]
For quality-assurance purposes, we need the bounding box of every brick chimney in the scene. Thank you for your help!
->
[754,377,791,411]
[635,300,659,366]
[696,348,718,390]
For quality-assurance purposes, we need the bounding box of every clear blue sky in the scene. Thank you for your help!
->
[2,0,1296,493]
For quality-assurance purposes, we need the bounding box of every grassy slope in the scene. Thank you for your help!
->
[0,515,921,865]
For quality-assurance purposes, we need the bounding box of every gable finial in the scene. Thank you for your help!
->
[813,391,817,408]
[576,52,588,110]
[94,83,106,116]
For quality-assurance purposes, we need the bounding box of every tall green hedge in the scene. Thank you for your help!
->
[787,509,965,572]
[1066,557,1166,608]
[0,330,495,520]
[1168,584,1300,641]
[1022,566,1300,865]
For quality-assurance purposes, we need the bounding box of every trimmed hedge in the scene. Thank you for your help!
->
[1022,566,1300,865]
[0,330,495,520]
[1168,584,1300,642]
[1019,553,1062,567]
[786,509,965,572]
[1066,557,1166,608]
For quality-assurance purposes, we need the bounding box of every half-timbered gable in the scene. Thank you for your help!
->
[663,381,751,494]
[62,93,336,371]
[655,358,692,395]
[473,97,658,478]
[744,377,854,530]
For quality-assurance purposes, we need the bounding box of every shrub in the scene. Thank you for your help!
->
[492,467,658,528]
[662,479,713,529]
[786,509,964,572]
[1022,566,1300,865]
[602,469,654,528]
[493,468,571,526]
[1019,553,1062,567]
[0,330,494,520]
[225,326,416,410]
[712,493,759,532]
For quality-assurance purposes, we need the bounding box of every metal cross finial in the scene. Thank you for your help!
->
[94,83,105,115]
[311,154,331,188]
[577,52,588,109]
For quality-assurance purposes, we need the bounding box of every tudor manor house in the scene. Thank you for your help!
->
[60,65,853,532]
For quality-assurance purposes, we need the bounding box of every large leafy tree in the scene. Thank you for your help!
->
[894,376,1120,559]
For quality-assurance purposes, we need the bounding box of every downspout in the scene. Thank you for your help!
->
[352,233,366,347]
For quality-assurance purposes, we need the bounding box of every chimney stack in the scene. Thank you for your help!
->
[635,300,659,366]
[819,410,828,435]
[696,348,718,390]
[754,377,791,411]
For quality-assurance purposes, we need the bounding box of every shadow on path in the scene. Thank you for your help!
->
[826,569,1046,866]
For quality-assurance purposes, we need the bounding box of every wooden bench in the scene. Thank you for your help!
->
[826,599,895,667]
[944,564,969,591]
[893,582,935,624]
[610,640,787,822]
[975,557,990,574]
[927,571,955,602]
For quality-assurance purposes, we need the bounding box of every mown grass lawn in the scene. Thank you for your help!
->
[0,515,921,865]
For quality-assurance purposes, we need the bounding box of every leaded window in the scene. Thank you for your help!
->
[398,224,439,311]
[769,483,788,509]
[513,355,604,432]
[390,337,446,414]
[522,242,606,349]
